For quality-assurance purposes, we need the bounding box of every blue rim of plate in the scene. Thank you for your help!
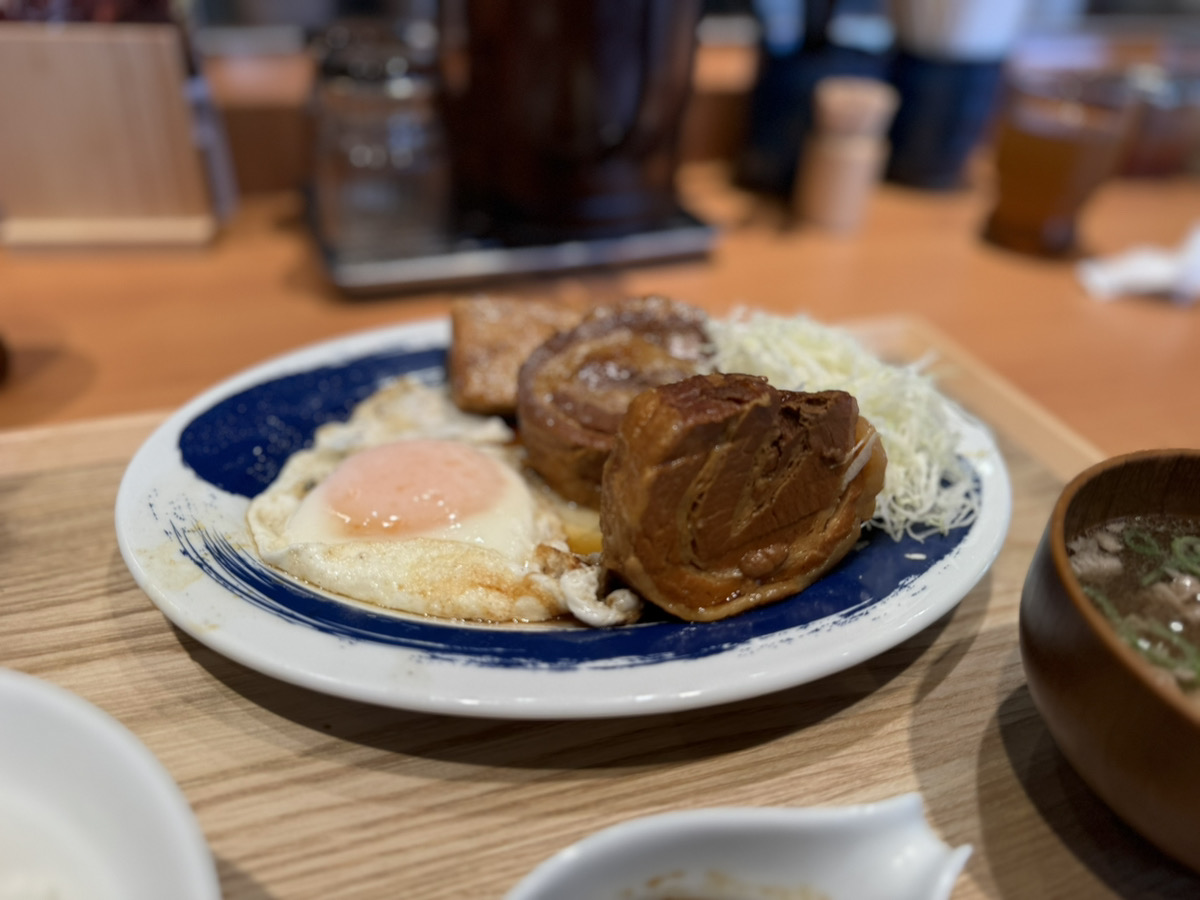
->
[164,341,978,672]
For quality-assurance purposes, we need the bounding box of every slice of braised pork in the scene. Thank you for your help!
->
[516,296,711,506]
[448,296,591,416]
[600,373,887,622]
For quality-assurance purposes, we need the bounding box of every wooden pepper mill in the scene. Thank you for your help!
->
[795,77,900,234]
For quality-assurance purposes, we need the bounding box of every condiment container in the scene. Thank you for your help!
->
[795,76,899,233]
[312,72,452,262]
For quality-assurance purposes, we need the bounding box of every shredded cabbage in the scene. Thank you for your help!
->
[707,311,980,542]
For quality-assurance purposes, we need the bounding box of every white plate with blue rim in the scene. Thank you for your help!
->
[115,318,1011,720]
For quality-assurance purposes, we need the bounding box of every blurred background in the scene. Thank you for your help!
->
[2,0,1198,292]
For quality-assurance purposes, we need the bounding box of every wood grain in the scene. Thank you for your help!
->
[0,23,214,246]
[2,319,1198,899]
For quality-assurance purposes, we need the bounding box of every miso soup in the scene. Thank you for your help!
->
[1067,514,1200,701]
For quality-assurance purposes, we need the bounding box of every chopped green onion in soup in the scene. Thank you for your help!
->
[1069,515,1200,698]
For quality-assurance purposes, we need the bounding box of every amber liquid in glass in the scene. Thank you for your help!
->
[983,99,1126,258]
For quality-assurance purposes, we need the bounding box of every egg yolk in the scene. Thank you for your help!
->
[314,439,506,537]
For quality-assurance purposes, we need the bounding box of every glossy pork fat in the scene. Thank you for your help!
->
[517,296,711,506]
[601,373,887,621]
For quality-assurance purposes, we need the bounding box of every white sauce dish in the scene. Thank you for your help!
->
[506,792,970,900]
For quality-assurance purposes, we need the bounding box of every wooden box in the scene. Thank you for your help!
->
[0,23,217,247]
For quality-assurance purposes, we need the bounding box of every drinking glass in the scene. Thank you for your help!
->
[982,69,1133,258]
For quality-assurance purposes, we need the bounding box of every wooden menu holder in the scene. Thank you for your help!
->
[0,23,216,247]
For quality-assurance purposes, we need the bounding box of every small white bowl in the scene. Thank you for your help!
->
[0,668,220,900]
[507,793,970,900]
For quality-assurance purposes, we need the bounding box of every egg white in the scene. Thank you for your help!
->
[246,377,591,623]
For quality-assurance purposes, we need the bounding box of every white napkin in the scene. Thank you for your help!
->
[1077,225,1200,306]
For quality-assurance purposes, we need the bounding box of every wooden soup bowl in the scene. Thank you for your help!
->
[1020,448,1200,871]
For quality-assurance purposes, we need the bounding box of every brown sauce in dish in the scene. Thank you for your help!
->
[626,867,831,899]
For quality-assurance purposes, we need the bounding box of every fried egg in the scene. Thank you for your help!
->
[246,377,612,623]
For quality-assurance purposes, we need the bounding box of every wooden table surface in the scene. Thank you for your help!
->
[2,165,1200,899]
